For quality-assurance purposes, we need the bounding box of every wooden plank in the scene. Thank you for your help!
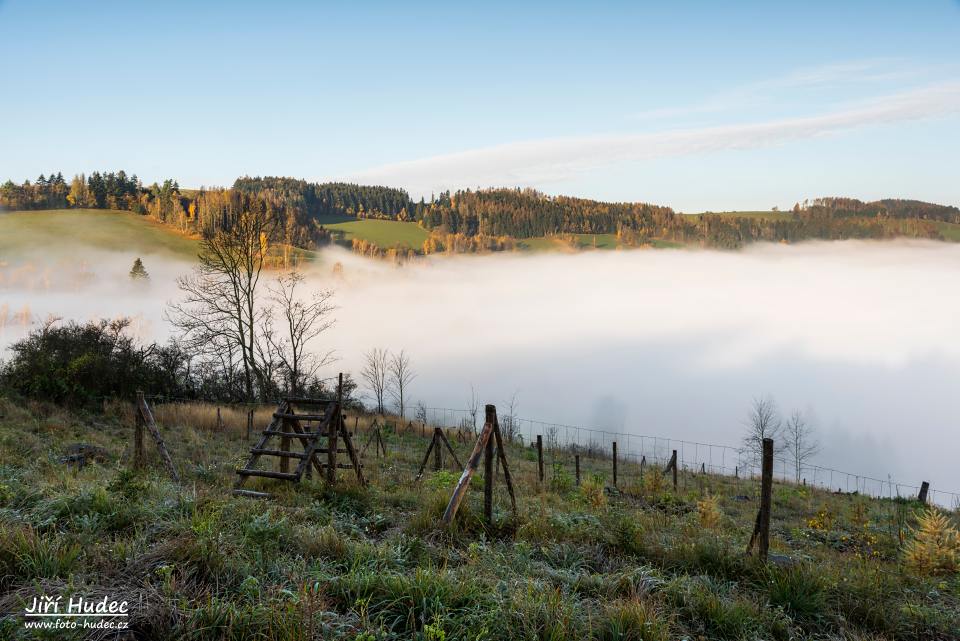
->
[442,405,497,525]
[250,448,308,459]
[263,430,323,438]
[283,397,336,405]
[233,489,272,499]
[236,469,299,481]
[273,412,330,421]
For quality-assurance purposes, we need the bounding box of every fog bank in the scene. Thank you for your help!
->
[2,240,959,495]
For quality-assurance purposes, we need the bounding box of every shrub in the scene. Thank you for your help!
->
[697,493,722,529]
[581,474,607,509]
[0,318,189,406]
[903,507,960,575]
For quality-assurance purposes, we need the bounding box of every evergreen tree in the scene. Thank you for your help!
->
[129,257,149,280]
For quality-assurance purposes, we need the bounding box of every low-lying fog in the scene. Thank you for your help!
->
[2,240,959,497]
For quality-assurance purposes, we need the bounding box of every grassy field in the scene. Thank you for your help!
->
[0,395,956,640]
[317,215,430,250]
[0,209,199,260]
[936,221,960,241]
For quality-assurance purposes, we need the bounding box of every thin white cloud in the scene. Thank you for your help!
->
[348,82,960,197]
[631,59,926,121]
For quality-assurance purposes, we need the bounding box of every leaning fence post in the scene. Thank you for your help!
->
[575,454,581,486]
[918,481,930,504]
[536,435,544,483]
[746,438,774,562]
[612,441,618,487]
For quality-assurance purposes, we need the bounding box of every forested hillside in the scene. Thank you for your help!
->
[3,172,958,256]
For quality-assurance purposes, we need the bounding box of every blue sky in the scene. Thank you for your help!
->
[1,0,958,211]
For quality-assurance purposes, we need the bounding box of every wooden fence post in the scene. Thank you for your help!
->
[217,407,223,431]
[536,435,544,483]
[246,408,253,442]
[434,429,443,471]
[612,441,618,487]
[484,425,494,524]
[328,373,342,483]
[134,392,145,468]
[443,405,497,525]
[672,450,678,489]
[747,438,774,561]
[575,454,581,486]
[918,481,930,504]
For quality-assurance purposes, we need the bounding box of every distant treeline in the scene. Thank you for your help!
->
[3,172,958,252]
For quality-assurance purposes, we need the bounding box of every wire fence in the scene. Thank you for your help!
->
[420,407,960,509]
[120,395,959,508]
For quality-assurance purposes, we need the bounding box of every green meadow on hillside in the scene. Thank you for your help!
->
[317,215,431,249]
[0,209,199,260]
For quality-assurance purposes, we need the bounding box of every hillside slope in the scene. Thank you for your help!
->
[0,396,957,639]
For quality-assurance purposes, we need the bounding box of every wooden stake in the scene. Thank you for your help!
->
[575,454,581,486]
[442,406,496,525]
[491,414,517,515]
[434,428,443,471]
[672,450,678,489]
[612,441,618,487]
[134,405,144,468]
[918,481,930,504]
[328,373,341,483]
[746,438,774,561]
[246,409,253,442]
[135,391,179,482]
[484,425,494,523]
[536,435,544,482]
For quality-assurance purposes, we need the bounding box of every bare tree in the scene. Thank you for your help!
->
[467,384,480,435]
[785,409,820,483]
[388,349,416,418]
[167,207,274,401]
[263,271,336,396]
[742,394,782,465]
[361,348,390,414]
[502,390,520,442]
